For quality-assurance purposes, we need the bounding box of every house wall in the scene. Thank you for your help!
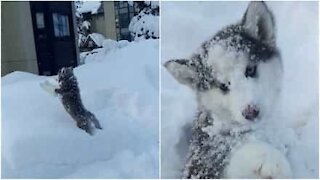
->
[103,1,117,40]
[91,14,107,37]
[1,1,38,76]
[71,1,81,66]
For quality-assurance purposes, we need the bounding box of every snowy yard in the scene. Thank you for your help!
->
[2,40,159,178]
[161,1,318,178]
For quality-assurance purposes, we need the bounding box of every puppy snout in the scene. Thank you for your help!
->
[242,105,259,121]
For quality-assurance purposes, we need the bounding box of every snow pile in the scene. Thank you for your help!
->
[102,39,129,51]
[2,40,159,178]
[77,1,101,14]
[129,2,159,41]
[88,33,105,47]
[161,1,318,178]
[81,39,130,64]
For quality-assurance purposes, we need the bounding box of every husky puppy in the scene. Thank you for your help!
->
[165,2,292,178]
[55,67,102,135]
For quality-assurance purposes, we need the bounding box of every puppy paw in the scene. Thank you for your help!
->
[225,142,292,178]
[77,120,94,135]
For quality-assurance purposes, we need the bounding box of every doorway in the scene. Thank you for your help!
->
[30,1,78,75]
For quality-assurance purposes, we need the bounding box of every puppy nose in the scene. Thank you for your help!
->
[242,105,259,121]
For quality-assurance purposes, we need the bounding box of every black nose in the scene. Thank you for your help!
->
[242,105,259,121]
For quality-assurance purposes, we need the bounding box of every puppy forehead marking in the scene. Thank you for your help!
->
[207,44,245,66]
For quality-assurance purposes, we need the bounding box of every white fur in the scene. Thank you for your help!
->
[225,141,292,178]
[242,2,276,46]
[199,44,282,125]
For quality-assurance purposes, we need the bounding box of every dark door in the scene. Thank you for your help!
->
[30,1,77,75]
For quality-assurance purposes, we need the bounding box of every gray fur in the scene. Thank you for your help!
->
[55,67,102,135]
[182,110,250,178]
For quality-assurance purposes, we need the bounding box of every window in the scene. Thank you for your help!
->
[114,1,138,41]
[36,13,45,29]
[52,13,70,37]
[120,28,129,34]
[119,8,128,14]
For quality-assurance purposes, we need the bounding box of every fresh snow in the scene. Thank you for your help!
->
[77,1,101,14]
[161,1,318,178]
[129,4,159,41]
[2,40,159,178]
[87,33,105,47]
[81,39,130,64]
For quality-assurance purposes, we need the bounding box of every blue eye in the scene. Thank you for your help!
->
[245,66,257,78]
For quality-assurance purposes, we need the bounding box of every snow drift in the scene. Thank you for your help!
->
[2,40,159,178]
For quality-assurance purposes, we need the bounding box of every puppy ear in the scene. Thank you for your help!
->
[164,59,199,89]
[241,1,276,46]
[60,67,66,74]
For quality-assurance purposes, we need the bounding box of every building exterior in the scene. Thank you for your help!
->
[1,1,79,76]
[1,1,139,76]
[79,1,138,41]
[113,1,137,41]
[79,2,106,38]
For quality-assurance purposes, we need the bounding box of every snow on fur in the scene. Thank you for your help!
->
[2,40,159,178]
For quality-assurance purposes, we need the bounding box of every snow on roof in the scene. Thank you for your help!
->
[87,33,105,47]
[77,1,101,14]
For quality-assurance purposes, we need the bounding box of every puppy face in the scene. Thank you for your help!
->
[57,67,74,84]
[165,2,282,124]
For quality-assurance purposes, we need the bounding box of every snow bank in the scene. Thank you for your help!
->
[161,1,318,178]
[2,40,159,178]
[81,39,131,64]
[102,39,129,51]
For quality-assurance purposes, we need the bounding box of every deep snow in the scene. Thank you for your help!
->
[161,1,318,178]
[2,40,159,178]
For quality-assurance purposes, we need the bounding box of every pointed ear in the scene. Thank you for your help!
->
[164,59,199,89]
[241,2,276,46]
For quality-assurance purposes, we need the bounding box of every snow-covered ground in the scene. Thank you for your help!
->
[161,1,318,178]
[2,40,159,178]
